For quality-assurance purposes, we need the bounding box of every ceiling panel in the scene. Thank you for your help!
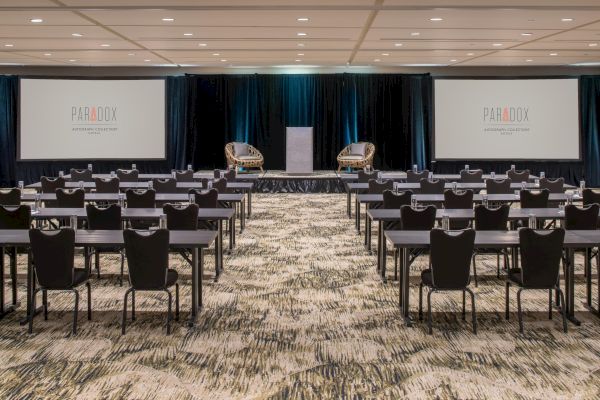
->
[0,11,93,26]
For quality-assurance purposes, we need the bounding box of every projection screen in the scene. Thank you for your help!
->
[19,78,166,160]
[434,78,580,160]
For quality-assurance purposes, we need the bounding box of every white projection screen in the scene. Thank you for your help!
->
[434,78,580,160]
[19,78,166,160]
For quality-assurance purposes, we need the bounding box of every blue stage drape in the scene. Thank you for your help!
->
[581,76,600,186]
[0,75,17,186]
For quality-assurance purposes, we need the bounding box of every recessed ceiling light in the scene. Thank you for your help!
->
[183,33,193,36]
[198,43,207,47]
[43,53,52,56]
[297,17,309,22]
[381,53,390,56]
[220,59,227,62]
[295,59,302,62]
[526,59,533,62]
[550,52,558,56]
[162,18,174,22]
[561,18,574,22]
[4,44,14,47]
[212,53,220,56]
[69,59,77,62]
[467,52,474,56]
[492,43,503,47]
[128,53,135,56]
[395,43,403,47]
[450,59,457,62]
[297,32,307,36]
[521,32,533,36]
[30,18,43,23]
[410,32,420,36]
[297,43,305,47]
[589,43,598,47]
[72,33,83,37]
[100,44,111,47]
[374,58,381,62]
[144,59,151,62]
[429,17,443,21]
[297,53,304,56]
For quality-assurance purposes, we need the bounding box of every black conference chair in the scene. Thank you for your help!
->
[520,189,549,208]
[56,188,85,208]
[473,204,510,284]
[506,228,567,334]
[85,204,125,284]
[125,189,156,229]
[406,169,429,183]
[70,168,92,182]
[122,229,179,335]
[213,178,230,194]
[94,177,120,194]
[213,169,222,179]
[152,178,177,193]
[539,177,564,193]
[507,169,530,183]
[41,176,66,208]
[460,169,483,183]
[28,228,92,335]
[116,169,139,182]
[485,178,512,195]
[419,178,445,195]
[189,189,219,230]
[382,190,413,230]
[174,170,194,182]
[163,203,199,267]
[368,179,393,194]
[357,170,379,183]
[0,188,21,206]
[583,188,600,229]
[443,189,474,230]
[419,228,477,335]
[0,205,31,307]
[223,169,236,182]
[397,205,437,279]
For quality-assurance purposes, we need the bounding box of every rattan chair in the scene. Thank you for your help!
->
[336,142,375,172]
[225,142,264,172]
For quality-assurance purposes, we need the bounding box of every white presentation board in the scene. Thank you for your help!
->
[434,79,580,160]
[19,78,166,160]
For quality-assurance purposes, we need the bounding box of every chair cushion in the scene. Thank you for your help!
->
[421,269,433,286]
[508,268,523,285]
[73,268,90,287]
[233,142,249,156]
[350,143,367,156]
[339,155,365,161]
[166,269,179,287]
[237,155,261,160]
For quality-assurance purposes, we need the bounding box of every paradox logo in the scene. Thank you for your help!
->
[71,106,117,124]
[483,106,529,123]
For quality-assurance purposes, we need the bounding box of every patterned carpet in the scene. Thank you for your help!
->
[1,194,600,399]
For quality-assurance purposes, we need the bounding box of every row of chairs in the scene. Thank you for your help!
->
[359,168,534,183]
[68,168,237,183]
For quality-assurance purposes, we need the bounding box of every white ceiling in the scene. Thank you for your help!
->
[1,0,600,67]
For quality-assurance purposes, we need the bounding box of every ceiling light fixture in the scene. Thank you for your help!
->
[550,52,558,56]
[381,53,390,56]
[561,18,574,22]
[521,32,533,36]
[69,59,77,62]
[297,17,309,22]
[589,43,598,47]
[374,58,381,62]
[30,18,43,23]
[297,53,304,56]
[297,32,307,36]
[394,43,403,47]
[295,59,302,62]
[526,59,533,62]
[144,59,151,62]
[220,59,227,62]
[72,33,83,37]
[183,33,193,36]
[297,43,305,47]
[410,32,420,36]
[162,18,174,22]
[198,43,207,47]
[450,59,457,62]
[43,53,52,56]
[212,53,220,56]
[429,17,443,21]
[492,43,503,47]
[128,53,135,56]
[4,44,14,47]
[467,52,474,56]
[100,44,111,47]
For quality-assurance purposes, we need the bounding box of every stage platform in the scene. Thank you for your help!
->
[253,170,347,193]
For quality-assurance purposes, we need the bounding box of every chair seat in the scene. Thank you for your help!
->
[167,269,178,287]
[237,155,261,161]
[339,155,365,161]
[73,268,89,287]
[508,268,523,285]
[421,269,433,286]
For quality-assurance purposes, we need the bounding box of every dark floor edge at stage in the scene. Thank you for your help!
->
[254,171,345,193]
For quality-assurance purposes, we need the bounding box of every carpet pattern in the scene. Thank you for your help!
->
[1,194,600,399]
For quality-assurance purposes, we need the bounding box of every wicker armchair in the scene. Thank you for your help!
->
[337,142,375,172]
[225,142,264,172]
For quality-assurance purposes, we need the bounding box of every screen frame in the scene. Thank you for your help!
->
[17,76,168,162]
[432,76,583,162]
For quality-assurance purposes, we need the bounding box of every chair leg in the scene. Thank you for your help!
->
[95,251,100,278]
[548,289,553,320]
[466,288,477,335]
[175,283,180,321]
[427,289,434,335]
[165,289,172,335]
[120,252,125,287]
[418,283,424,321]
[496,253,500,278]
[394,249,398,281]
[29,288,40,334]
[472,255,478,287]
[86,281,92,320]
[462,290,466,320]
[122,288,131,335]
[505,281,510,320]
[72,289,79,335]
[10,248,17,305]
[517,288,524,334]
[556,287,568,333]
[131,290,136,321]
[43,289,48,320]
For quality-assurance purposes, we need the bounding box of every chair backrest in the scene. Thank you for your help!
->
[126,189,155,208]
[56,188,85,208]
[29,228,75,289]
[419,178,445,194]
[190,188,219,208]
[41,176,66,193]
[116,169,139,182]
[507,169,530,183]
[175,170,194,182]
[368,179,393,194]
[382,190,413,209]
[485,178,512,194]
[520,189,549,208]
[123,229,169,290]
[443,189,474,209]
[86,204,122,230]
[406,169,429,183]
[0,188,21,206]
[519,228,565,288]
[459,169,483,183]
[213,169,222,179]
[583,188,600,206]
[213,178,229,193]
[474,204,509,230]
[152,178,177,193]
[357,170,379,183]
[0,205,31,229]
[70,168,92,182]
[400,205,437,230]
[163,203,199,230]
[94,177,120,193]
[564,204,599,230]
[430,228,476,289]
[539,177,564,193]
[223,169,236,181]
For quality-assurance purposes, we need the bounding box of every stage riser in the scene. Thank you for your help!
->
[255,178,345,193]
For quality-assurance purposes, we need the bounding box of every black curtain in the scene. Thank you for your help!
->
[0,76,17,186]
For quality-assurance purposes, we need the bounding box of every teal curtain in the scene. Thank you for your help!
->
[581,76,600,186]
[0,76,17,186]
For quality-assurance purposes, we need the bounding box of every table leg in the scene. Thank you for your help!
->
[199,248,204,309]
[356,200,361,234]
[21,250,43,326]
[402,248,413,326]
[566,248,581,325]
[231,215,236,249]
[377,221,383,274]
[347,189,351,218]
[381,234,387,283]
[188,247,199,327]
[364,204,369,250]
[240,199,245,233]
[398,248,404,308]
[248,189,252,218]
[0,247,17,319]
[215,220,223,282]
